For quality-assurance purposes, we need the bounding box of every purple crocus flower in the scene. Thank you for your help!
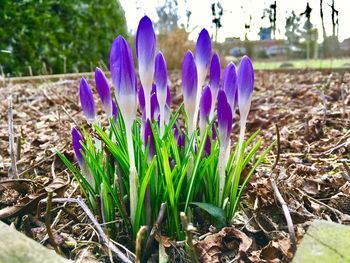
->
[155,52,168,136]
[204,135,211,156]
[95,67,112,118]
[182,50,198,136]
[217,90,233,204]
[236,56,254,163]
[151,92,160,121]
[136,16,156,120]
[110,35,137,126]
[237,55,254,121]
[217,90,232,150]
[209,52,220,120]
[110,35,138,225]
[199,85,212,138]
[195,29,212,88]
[164,85,171,124]
[72,127,84,166]
[144,119,155,161]
[79,77,96,124]
[155,51,168,102]
[112,100,118,123]
[151,83,157,95]
[138,85,146,116]
[222,62,238,114]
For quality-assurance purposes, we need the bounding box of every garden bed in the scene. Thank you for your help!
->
[0,69,349,262]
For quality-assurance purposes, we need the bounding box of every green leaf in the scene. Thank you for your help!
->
[191,202,226,227]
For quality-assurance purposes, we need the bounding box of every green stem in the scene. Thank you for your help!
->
[126,120,138,227]
[218,146,226,206]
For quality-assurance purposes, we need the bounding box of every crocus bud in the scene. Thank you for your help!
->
[199,85,212,138]
[72,127,84,166]
[237,55,254,122]
[164,85,171,124]
[155,51,168,105]
[136,16,156,120]
[151,92,160,121]
[217,90,232,150]
[144,119,155,161]
[209,52,220,120]
[79,77,96,124]
[204,122,218,155]
[204,136,211,156]
[95,67,112,118]
[112,100,118,123]
[110,36,137,126]
[210,52,220,97]
[195,29,211,88]
[138,85,146,117]
[222,62,238,114]
[182,50,198,136]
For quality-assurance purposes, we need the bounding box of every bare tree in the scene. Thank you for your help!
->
[320,0,327,57]
[211,2,224,43]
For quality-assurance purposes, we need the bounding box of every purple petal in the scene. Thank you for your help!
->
[112,100,118,123]
[144,119,155,160]
[195,29,212,73]
[72,127,84,166]
[138,85,145,114]
[217,90,232,148]
[212,123,217,141]
[154,51,168,94]
[237,55,254,115]
[166,85,171,107]
[151,83,157,95]
[173,123,179,140]
[110,36,137,121]
[199,85,212,121]
[136,16,156,89]
[110,36,137,98]
[151,92,160,121]
[209,52,220,98]
[178,132,185,149]
[164,85,171,124]
[182,51,198,107]
[79,77,96,123]
[222,63,238,112]
[95,67,112,118]
[204,135,211,156]
[169,157,175,169]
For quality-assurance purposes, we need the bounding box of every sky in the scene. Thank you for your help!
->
[119,0,350,43]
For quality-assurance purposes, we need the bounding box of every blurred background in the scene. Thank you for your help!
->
[1,0,349,76]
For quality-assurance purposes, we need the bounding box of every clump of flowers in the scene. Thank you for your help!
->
[59,16,274,243]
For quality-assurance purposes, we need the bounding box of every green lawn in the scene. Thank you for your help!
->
[253,58,350,70]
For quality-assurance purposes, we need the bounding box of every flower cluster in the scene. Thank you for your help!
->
[60,16,273,242]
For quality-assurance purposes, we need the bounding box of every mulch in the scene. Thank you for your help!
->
[0,69,349,262]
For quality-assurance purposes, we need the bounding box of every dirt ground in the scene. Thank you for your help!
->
[0,70,350,262]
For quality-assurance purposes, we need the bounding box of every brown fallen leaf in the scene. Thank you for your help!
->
[195,227,252,263]
[0,176,69,219]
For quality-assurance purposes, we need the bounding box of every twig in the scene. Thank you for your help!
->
[51,197,133,263]
[45,191,62,255]
[16,134,21,161]
[60,105,79,127]
[144,202,167,258]
[296,188,343,217]
[270,178,297,252]
[7,96,17,179]
[135,226,148,263]
[180,212,199,263]
[271,124,280,172]
[270,123,297,252]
